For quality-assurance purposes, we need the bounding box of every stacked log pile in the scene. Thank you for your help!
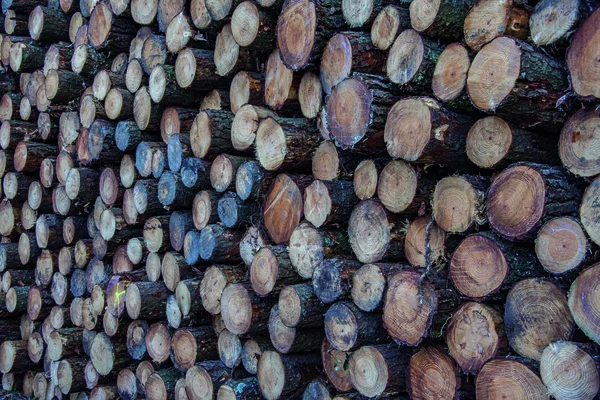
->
[0,0,599,398]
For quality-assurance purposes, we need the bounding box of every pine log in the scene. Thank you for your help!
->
[568,263,600,344]
[566,7,600,100]
[467,36,569,131]
[476,359,548,399]
[487,162,582,241]
[276,0,316,71]
[190,109,237,159]
[257,351,321,400]
[192,190,220,230]
[126,281,171,320]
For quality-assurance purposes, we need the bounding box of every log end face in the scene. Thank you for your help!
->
[371,5,402,51]
[351,264,385,312]
[387,29,424,85]
[466,116,512,169]
[276,0,316,71]
[476,359,549,399]
[348,200,390,264]
[231,1,260,47]
[559,108,600,177]
[568,263,600,344]
[536,217,588,274]
[409,0,441,33]
[486,164,545,240]
[221,283,252,335]
[530,0,579,46]
[324,302,358,352]
[566,9,600,99]
[348,346,389,398]
[250,247,278,296]
[171,329,198,370]
[263,174,303,244]
[384,98,431,161]
[407,346,458,400]
[185,365,213,400]
[466,37,521,112]
[326,77,372,150]
[257,350,285,400]
[432,43,470,101]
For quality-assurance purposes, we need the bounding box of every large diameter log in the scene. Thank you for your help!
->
[466,36,569,131]
[347,344,411,397]
[487,163,582,241]
[540,341,600,400]
[382,269,437,346]
[505,279,573,361]
[476,359,548,399]
[566,8,600,100]
[276,0,316,71]
[407,346,459,400]
[568,262,600,344]
[257,351,321,400]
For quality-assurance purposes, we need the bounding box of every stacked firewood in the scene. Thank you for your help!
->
[0,0,598,398]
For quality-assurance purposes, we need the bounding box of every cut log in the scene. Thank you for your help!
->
[559,108,600,177]
[28,6,70,42]
[175,48,223,89]
[487,163,582,241]
[566,8,600,100]
[276,0,316,71]
[535,217,588,274]
[347,344,411,398]
[263,174,306,244]
[171,326,219,371]
[279,283,326,328]
[568,263,600,344]
[407,346,458,400]
[467,36,569,131]
[347,200,391,264]
[125,281,171,320]
[505,278,573,361]
[410,0,475,41]
[257,351,321,400]
[382,269,437,346]
[540,341,600,400]
[313,258,361,304]
[475,359,548,399]
[324,301,388,351]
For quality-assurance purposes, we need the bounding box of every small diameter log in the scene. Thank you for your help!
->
[221,283,276,335]
[476,359,548,399]
[409,0,475,41]
[404,216,445,268]
[466,36,569,131]
[167,134,192,173]
[91,332,131,376]
[268,305,323,354]
[168,211,194,252]
[9,41,46,72]
[320,32,386,95]
[136,141,166,178]
[324,301,388,352]
[145,368,183,399]
[382,269,437,346]
[255,116,320,171]
[65,168,100,203]
[540,341,600,400]
[19,232,41,267]
[36,214,65,249]
[190,109,237,159]
[0,120,38,150]
[386,29,443,89]
[210,154,249,193]
[175,48,224,89]
[230,71,263,114]
[249,245,297,296]
[231,1,276,51]
[276,0,316,71]
[566,8,600,100]
[5,10,29,36]
[257,351,321,400]
[171,326,219,371]
[184,360,247,400]
[432,175,487,233]
[487,163,582,241]
[180,158,212,191]
[279,283,326,328]
[145,323,172,364]
[466,116,560,169]
[71,44,109,77]
[218,377,261,399]
[313,258,361,304]
[568,263,600,343]
[218,192,260,228]
[99,167,124,206]
[263,48,295,111]
[347,200,392,264]
[104,87,134,121]
[93,70,126,102]
[27,284,53,320]
[144,216,170,254]
[505,278,573,361]
[158,171,197,208]
[126,59,144,94]
[432,42,470,102]
[298,72,322,119]
[384,97,471,164]
[88,3,135,53]
[0,241,21,271]
[463,0,513,51]
[371,6,409,51]
[127,319,149,360]
[535,217,588,274]
[47,328,84,361]
[28,6,70,42]
[149,64,203,107]
[199,265,245,315]
[0,340,35,373]
[559,108,600,177]
[126,281,170,320]
[235,160,273,201]
[0,93,22,122]
[446,302,503,374]
[407,346,458,400]
[161,251,191,291]
[263,174,305,244]
[347,344,411,398]
[197,223,242,263]
[214,23,255,78]
[192,190,220,230]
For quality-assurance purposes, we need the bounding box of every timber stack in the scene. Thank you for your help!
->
[0,0,599,398]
